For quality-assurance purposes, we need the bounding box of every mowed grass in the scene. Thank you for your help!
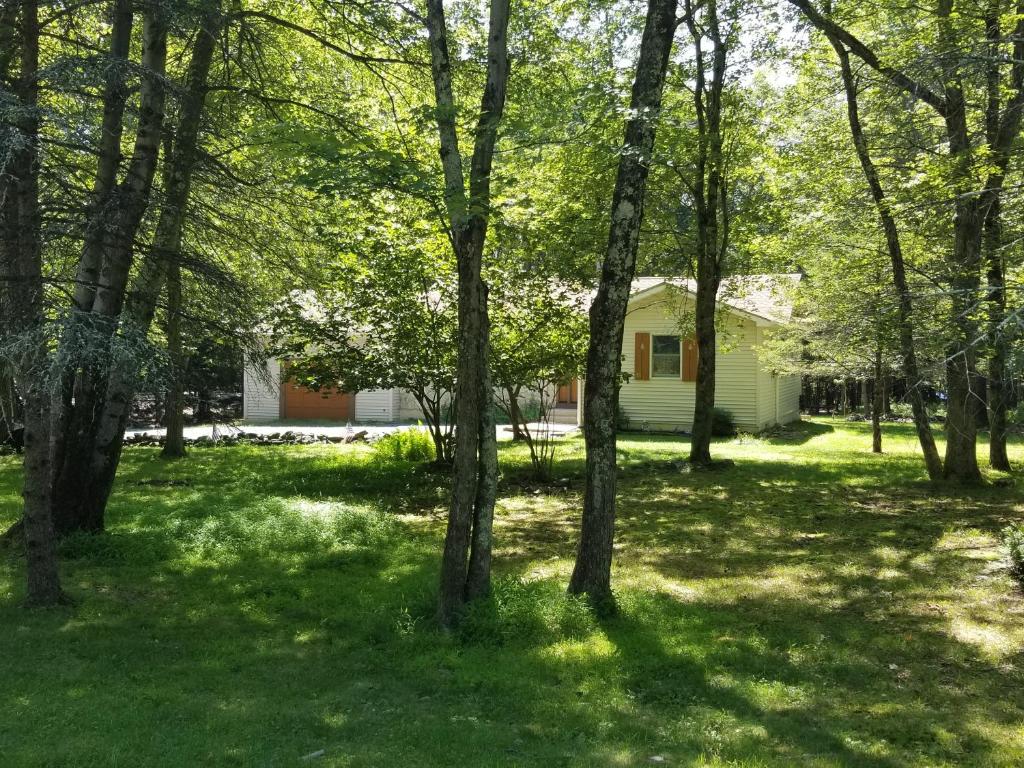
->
[1,418,1024,767]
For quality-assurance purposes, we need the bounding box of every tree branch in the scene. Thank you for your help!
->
[786,0,948,115]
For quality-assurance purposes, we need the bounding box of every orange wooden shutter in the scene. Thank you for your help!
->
[682,336,698,382]
[634,333,650,380]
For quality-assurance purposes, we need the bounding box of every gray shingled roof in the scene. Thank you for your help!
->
[627,273,802,324]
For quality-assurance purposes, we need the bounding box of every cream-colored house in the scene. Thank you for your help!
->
[242,274,802,432]
[607,274,802,432]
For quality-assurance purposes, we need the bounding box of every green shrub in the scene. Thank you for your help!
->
[372,428,434,463]
[711,407,737,437]
[887,401,950,422]
[1009,403,1024,427]
[1002,524,1024,582]
[890,402,914,419]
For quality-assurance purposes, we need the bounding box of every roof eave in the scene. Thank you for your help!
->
[626,280,781,325]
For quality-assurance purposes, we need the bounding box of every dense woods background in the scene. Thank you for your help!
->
[1,0,1021,617]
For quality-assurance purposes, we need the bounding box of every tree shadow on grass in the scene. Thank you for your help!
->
[755,417,835,445]
[580,584,1023,766]
[490,440,1020,584]
[482,446,1024,764]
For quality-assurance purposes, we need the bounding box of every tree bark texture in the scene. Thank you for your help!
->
[1,0,64,604]
[939,71,983,484]
[50,3,229,531]
[51,3,171,534]
[829,38,943,479]
[85,2,223,516]
[684,0,728,466]
[74,0,134,314]
[466,292,498,601]
[162,258,187,458]
[984,197,1010,471]
[425,0,510,627]
[982,2,1013,472]
[569,0,679,608]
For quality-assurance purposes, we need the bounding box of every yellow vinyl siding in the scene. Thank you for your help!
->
[620,296,762,431]
[755,328,776,429]
[777,374,801,424]
[753,331,802,428]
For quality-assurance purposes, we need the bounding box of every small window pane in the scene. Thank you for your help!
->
[651,335,680,377]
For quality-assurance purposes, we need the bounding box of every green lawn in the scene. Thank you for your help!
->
[2,419,1023,767]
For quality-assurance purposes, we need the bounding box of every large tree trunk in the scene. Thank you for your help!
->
[51,4,171,534]
[689,277,718,464]
[686,0,728,466]
[939,53,983,484]
[162,258,187,458]
[941,125,983,484]
[982,3,1013,472]
[44,0,131,532]
[829,39,943,480]
[83,2,224,515]
[933,0,1024,484]
[985,199,1010,472]
[466,292,498,601]
[437,230,487,624]
[48,0,136,488]
[1,0,64,604]
[569,0,678,608]
[943,350,981,482]
[18,391,63,605]
[74,0,134,315]
[425,0,510,627]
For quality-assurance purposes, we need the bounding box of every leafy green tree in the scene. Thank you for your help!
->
[489,266,588,477]
[2,0,413,601]
[273,220,460,465]
[787,0,1024,481]
[760,256,904,453]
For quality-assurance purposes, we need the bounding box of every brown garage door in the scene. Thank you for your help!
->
[281,378,354,421]
[556,379,578,406]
